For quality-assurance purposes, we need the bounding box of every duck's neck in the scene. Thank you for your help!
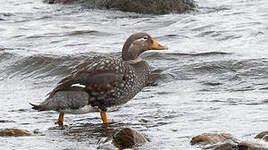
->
[130,60,151,88]
[122,43,150,87]
[122,42,145,61]
[127,57,143,64]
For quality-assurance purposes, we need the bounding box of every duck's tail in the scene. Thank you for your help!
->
[29,103,47,111]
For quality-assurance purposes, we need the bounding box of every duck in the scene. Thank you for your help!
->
[30,32,168,126]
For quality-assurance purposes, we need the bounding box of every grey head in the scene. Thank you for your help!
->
[122,32,168,63]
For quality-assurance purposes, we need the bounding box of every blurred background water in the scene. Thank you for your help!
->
[0,0,267,149]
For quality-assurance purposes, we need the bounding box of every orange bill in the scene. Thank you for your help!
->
[151,39,168,50]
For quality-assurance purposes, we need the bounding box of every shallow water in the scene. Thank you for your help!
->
[0,0,268,149]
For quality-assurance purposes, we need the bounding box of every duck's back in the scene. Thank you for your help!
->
[34,56,149,112]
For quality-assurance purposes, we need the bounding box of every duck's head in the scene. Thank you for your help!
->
[122,32,168,64]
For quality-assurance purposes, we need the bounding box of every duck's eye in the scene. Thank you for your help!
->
[142,36,148,40]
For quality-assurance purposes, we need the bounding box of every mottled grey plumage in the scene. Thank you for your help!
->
[30,32,167,124]
[32,56,150,112]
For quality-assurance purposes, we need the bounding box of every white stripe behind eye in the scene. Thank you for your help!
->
[136,38,146,42]
[71,83,86,88]
[136,36,149,42]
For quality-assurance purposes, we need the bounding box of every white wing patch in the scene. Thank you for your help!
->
[71,83,86,88]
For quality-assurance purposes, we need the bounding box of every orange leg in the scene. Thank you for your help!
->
[55,112,64,126]
[100,111,108,124]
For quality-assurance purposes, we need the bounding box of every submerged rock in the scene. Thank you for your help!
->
[0,128,32,136]
[46,0,197,14]
[255,131,268,142]
[190,133,237,145]
[112,128,146,149]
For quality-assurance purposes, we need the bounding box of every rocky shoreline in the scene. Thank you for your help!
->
[46,0,197,14]
[1,127,267,149]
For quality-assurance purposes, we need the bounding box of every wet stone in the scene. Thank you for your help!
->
[191,133,237,145]
[255,131,268,142]
[112,128,147,149]
[0,128,32,136]
[209,142,237,150]
[191,133,268,150]
[204,141,268,150]
[238,141,268,150]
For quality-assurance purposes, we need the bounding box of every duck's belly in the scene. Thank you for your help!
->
[61,104,121,114]
[50,89,123,114]
[61,105,99,114]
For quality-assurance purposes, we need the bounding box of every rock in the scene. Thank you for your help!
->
[191,132,268,150]
[0,128,32,136]
[112,128,146,149]
[205,141,268,150]
[45,0,197,14]
[238,141,268,150]
[191,133,237,145]
[212,142,237,150]
[255,131,268,142]
[48,0,54,4]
